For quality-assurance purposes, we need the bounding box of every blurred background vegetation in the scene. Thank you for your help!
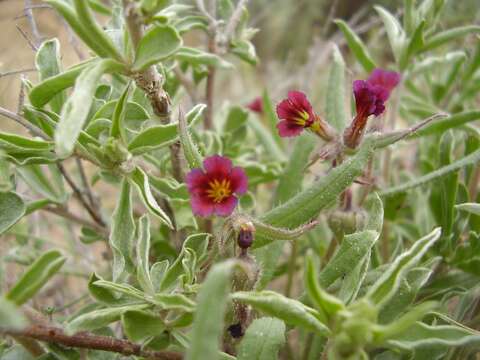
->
[1,0,479,116]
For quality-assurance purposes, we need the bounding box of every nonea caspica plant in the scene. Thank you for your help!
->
[0,0,480,359]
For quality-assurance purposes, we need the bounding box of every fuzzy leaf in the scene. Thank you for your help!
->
[0,192,26,235]
[386,322,480,351]
[381,148,480,198]
[136,215,154,294]
[109,179,136,282]
[231,291,330,335]
[6,250,66,305]
[55,59,124,157]
[258,138,375,242]
[130,167,173,228]
[422,25,480,52]
[66,304,149,334]
[237,318,286,360]
[128,103,205,155]
[133,24,182,71]
[122,309,165,342]
[334,19,376,72]
[35,38,65,113]
[367,228,442,306]
[319,230,379,288]
[186,260,240,360]
[455,202,480,216]
[29,59,95,108]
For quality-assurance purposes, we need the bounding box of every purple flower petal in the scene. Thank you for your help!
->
[367,68,401,93]
[203,155,232,177]
[185,168,206,192]
[191,195,215,217]
[214,196,238,217]
[277,120,304,137]
[230,167,248,194]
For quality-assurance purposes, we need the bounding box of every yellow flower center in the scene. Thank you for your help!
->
[293,110,310,126]
[206,178,232,203]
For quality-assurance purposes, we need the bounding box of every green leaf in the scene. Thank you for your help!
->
[455,202,480,216]
[0,298,27,329]
[337,193,384,304]
[258,138,375,244]
[151,293,196,312]
[318,230,379,288]
[6,250,66,305]
[133,24,182,71]
[122,309,165,342]
[73,0,124,61]
[410,111,480,138]
[367,228,441,306]
[178,108,203,170]
[326,45,346,131]
[129,167,173,228]
[127,103,205,155]
[66,304,148,334]
[375,301,438,342]
[380,148,480,198]
[136,215,154,294]
[374,6,406,63]
[231,291,330,335]
[387,322,480,350]
[109,179,135,282]
[379,266,436,324]
[88,273,125,305]
[334,19,376,72]
[110,83,131,141]
[422,25,480,52]
[186,260,240,360]
[0,192,26,235]
[175,47,233,68]
[0,132,52,153]
[401,20,426,69]
[28,59,94,107]
[17,165,67,203]
[35,38,66,113]
[237,318,286,360]
[305,253,345,322]
[55,59,124,157]
[46,0,112,58]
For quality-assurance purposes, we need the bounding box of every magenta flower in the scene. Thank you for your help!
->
[247,97,263,114]
[276,91,335,140]
[343,68,400,148]
[186,155,248,217]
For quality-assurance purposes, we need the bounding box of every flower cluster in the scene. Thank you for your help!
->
[186,155,248,217]
[274,69,400,149]
[343,68,401,148]
[275,91,336,140]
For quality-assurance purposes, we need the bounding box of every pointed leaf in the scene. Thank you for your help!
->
[0,192,26,235]
[6,250,66,305]
[237,318,286,360]
[133,24,182,71]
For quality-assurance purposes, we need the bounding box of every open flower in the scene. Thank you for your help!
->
[343,68,400,149]
[276,91,335,140]
[247,97,263,114]
[186,155,248,217]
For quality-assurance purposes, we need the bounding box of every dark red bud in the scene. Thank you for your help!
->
[238,228,254,249]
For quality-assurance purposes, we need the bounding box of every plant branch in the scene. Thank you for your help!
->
[43,205,108,237]
[57,163,106,227]
[0,325,183,360]
[123,0,185,181]
[0,106,49,140]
